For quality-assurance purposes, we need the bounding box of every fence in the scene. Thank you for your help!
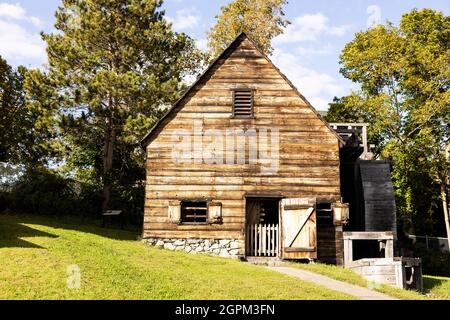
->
[246,224,279,257]
[407,235,449,252]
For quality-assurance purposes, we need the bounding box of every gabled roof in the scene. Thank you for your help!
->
[140,32,344,147]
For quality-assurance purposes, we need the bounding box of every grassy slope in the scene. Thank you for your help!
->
[0,214,354,300]
[423,275,450,300]
[291,262,450,300]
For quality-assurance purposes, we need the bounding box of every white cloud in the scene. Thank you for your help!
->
[0,3,42,26]
[274,13,352,44]
[167,8,200,31]
[30,16,43,27]
[0,3,26,20]
[0,3,46,66]
[296,44,334,57]
[271,48,346,110]
[195,38,208,51]
[0,19,46,63]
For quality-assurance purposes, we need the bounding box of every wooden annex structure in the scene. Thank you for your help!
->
[141,33,379,265]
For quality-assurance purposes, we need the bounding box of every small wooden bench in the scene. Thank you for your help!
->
[102,210,124,229]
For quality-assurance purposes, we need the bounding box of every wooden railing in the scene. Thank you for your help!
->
[246,224,279,257]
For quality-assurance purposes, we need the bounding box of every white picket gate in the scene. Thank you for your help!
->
[246,224,279,257]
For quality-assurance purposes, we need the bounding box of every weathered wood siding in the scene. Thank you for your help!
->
[317,226,344,265]
[359,160,397,235]
[143,36,341,243]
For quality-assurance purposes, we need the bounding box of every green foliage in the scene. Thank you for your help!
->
[26,0,205,211]
[413,244,450,277]
[423,275,450,299]
[0,56,24,162]
[325,96,368,123]
[0,191,10,212]
[325,95,384,156]
[9,167,78,216]
[0,57,56,165]
[336,8,450,236]
[207,0,290,58]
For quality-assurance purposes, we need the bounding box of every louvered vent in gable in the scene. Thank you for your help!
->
[232,89,254,117]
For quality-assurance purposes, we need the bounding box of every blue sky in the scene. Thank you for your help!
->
[0,0,449,110]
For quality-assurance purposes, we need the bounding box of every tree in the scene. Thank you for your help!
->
[32,0,204,211]
[325,96,368,124]
[338,9,450,241]
[207,0,290,58]
[0,56,56,166]
[0,56,25,162]
[400,9,450,244]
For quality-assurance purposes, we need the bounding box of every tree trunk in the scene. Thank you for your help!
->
[441,183,450,250]
[102,116,115,212]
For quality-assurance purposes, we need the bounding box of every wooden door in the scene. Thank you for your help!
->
[280,198,317,259]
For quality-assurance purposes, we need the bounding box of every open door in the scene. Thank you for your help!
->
[280,198,317,259]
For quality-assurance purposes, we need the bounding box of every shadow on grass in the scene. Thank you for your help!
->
[0,219,58,248]
[0,214,140,244]
[423,276,446,292]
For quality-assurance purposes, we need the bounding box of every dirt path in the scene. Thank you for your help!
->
[267,266,398,300]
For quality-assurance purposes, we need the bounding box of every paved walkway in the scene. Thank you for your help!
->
[267,266,398,300]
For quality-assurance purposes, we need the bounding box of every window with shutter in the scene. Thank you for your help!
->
[232,89,254,117]
[208,202,222,223]
[180,200,208,224]
[168,201,181,223]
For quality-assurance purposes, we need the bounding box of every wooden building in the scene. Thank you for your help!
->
[141,33,350,265]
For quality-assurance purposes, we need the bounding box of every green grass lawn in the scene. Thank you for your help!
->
[423,275,450,299]
[290,261,450,300]
[0,214,354,300]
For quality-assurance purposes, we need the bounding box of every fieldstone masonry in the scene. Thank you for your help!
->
[144,238,243,258]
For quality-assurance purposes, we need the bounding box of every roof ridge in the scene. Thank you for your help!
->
[140,32,343,147]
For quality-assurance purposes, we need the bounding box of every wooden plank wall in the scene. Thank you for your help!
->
[144,37,341,244]
[359,160,397,236]
[317,225,344,265]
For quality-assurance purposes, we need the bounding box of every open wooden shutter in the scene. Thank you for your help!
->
[208,202,222,223]
[168,201,181,223]
[280,198,317,259]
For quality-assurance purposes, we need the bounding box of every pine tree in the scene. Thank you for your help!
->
[32,0,204,211]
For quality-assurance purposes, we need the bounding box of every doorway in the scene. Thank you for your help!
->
[245,197,280,257]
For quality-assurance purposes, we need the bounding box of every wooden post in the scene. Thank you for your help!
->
[253,224,258,256]
[415,262,424,292]
[343,238,353,267]
[395,263,404,289]
[362,124,368,157]
[251,224,254,256]
[276,224,279,258]
[262,224,266,256]
[386,239,394,259]
[271,224,275,256]
[246,225,249,256]
[258,224,262,256]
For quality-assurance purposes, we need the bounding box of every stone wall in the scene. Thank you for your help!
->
[144,238,243,258]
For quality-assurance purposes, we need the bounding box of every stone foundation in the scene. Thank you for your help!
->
[144,238,243,258]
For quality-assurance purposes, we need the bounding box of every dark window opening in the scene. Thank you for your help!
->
[316,202,333,226]
[246,198,279,225]
[232,89,254,117]
[353,240,386,260]
[181,201,208,224]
